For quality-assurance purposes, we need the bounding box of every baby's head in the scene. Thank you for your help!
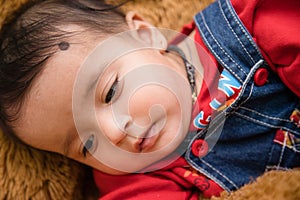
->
[0,0,194,174]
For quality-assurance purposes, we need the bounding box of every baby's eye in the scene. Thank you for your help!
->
[82,135,95,157]
[105,80,118,103]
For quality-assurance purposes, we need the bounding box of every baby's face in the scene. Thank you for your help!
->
[12,29,194,174]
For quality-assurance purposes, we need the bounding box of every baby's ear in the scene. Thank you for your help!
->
[125,11,167,49]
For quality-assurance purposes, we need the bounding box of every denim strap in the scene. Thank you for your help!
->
[194,0,265,83]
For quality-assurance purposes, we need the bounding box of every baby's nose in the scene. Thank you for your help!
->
[104,114,131,144]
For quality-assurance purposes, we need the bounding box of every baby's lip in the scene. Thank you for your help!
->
[134,123,160,152]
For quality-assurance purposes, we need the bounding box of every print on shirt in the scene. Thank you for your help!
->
[193,69,241,130]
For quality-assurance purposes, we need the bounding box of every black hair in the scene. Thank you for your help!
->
[0,0,128,134]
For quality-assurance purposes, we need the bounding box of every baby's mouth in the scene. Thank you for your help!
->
[134,123,160,152]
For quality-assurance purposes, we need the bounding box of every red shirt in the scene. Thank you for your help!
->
[94,156,223,199]
[232,0,300,97]
[93,0,300,199]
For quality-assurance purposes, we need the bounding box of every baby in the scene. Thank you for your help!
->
[0,0,299,199]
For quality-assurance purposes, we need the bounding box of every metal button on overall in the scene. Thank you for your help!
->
[254,68,268,86]
[191,139,209,158]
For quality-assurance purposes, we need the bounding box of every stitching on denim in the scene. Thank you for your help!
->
[196,14,229,70]
[294,143,300,153]
[225,0,263,58]
[186,157,231,191]
[234,112,300,135]
[185,151,236,191]
[237,60,263,107]
[200,159,239,189]
[204,13,247,77]
[197,13,244,83]
[292,128,300,152]
[285,132,300,153]
[239,107,291,123]
[266,165,289,171]
[203,117,227,153]
[199,13,244,82]
[238,83,253,107]
[230,60,263,109]
[277,134,286,169]
[184,138,235,191]
[212,111,227,123]
[273,132,300,153]
[219,1,256,64]
[205,116,226,140]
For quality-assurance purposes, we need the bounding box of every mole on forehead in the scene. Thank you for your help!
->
[58,41,70,51]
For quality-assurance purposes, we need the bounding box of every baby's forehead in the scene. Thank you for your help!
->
[76,31,152,74]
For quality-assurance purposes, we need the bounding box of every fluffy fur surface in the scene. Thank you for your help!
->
[0,0,299,199]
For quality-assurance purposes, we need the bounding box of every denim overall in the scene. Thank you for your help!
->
[184,0,300,191]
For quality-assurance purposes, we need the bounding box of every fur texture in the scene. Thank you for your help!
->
[0,0,299,199]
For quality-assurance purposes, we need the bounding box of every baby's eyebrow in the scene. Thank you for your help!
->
[84,61,109,97]
[74,58,108,100]
[85,74,101,97]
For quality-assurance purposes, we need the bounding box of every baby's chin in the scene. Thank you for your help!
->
[93,163,131,175]
[91,135,185,175]
[92,153,170,175]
